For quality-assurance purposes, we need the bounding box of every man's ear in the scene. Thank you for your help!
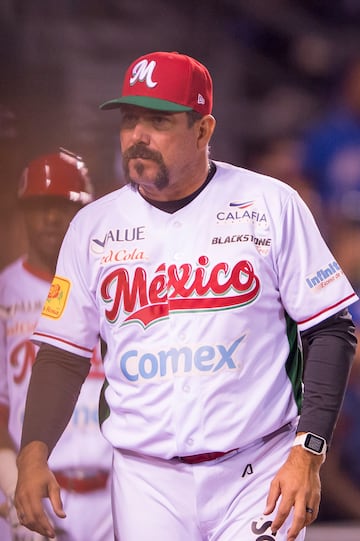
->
[197,115,216,149]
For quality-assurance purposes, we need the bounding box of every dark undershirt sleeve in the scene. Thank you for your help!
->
[20,343,91,456]
[298,308,357,445]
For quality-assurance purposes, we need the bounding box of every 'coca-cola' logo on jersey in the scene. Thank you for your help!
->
[100,255,260,327]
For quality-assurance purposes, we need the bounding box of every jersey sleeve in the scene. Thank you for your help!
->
[275,191,358,331]
[0,303,9,409]
[32,220,99,357]
[0,272,10,409]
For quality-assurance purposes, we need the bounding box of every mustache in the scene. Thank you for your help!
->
[122,144,163,163]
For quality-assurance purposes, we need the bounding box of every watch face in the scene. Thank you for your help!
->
[305,433,325,453]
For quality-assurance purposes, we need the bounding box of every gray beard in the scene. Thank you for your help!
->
[125,163,170,192]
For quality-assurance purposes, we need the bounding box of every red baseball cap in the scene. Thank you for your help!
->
[100,51,213,115]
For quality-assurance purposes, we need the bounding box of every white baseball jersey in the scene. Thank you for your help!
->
[32,161,358,459]
[0,495,11,541]
[0,258,114,539]
[0,258,112,469]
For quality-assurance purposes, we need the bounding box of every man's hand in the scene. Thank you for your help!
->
[1,496,51,540]
[264,445,323,541]
[0,500,8,518]
[14,441,66,539]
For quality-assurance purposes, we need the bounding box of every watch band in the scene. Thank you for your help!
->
[292,432,327,456]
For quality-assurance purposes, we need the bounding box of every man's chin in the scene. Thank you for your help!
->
[126,175,169,192]
[123,162,170,191]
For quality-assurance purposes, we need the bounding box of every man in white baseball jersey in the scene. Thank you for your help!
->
[0,151,114,540]
[14,52,358,541]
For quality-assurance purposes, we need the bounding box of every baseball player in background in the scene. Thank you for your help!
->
[14,52,358,541]
[0,151,114,540]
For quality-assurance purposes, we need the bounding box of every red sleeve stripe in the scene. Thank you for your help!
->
[298,293,358,325]
[32,331,94,354]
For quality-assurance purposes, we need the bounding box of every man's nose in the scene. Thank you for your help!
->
[131,121,150,145]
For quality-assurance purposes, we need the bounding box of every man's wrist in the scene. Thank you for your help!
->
[17,440,49,468]
[292,432,327,461]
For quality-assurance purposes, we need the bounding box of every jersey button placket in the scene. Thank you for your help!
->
[171,220,183,261]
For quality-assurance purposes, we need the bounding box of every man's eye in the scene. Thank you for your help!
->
[121,114,137,127]
[152,116,170,127]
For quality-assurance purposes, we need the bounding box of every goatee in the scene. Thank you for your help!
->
[122,143,170,191]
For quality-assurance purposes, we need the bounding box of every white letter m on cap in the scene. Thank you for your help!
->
[129,60,158,88]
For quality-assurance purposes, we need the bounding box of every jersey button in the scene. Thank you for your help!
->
[183,384,190,393]
[187,438,194,446]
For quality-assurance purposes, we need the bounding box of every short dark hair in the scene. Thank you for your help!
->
[186,110,203,127]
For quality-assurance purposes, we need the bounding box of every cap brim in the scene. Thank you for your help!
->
[99,95,193,112]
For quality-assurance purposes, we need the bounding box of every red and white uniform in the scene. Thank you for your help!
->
[0,259,113,541]
[31,162,358,540]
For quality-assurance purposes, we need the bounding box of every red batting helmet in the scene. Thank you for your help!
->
[18,149,93,205]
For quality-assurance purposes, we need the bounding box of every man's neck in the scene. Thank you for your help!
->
[26,252,55,278]
[138,159,211,202]
[138,161,216,214]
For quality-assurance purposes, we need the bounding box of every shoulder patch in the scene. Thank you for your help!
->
[42,276,71,319]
